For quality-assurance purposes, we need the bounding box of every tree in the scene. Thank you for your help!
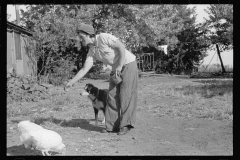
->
[19,5,96,83]
[90,4,186,52]
[204,4,233,73]
[19,4,212,81]
[123,5,185,48]
[173,24,210,73]
[148,5,211,74]
[172,6,210,72]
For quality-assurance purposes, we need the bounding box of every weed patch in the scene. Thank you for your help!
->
[141,78,233,121]
[174,80,232,98]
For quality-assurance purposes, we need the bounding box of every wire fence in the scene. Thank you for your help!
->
[198,64,233,73]
[197,50,233,73]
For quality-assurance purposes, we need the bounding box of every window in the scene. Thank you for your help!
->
[14,33,22,60]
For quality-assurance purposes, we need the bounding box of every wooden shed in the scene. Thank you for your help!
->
[7,21,37,77]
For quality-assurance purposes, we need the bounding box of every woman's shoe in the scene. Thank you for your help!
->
[117,126,130,135]
[101,129,110,133]
[101,128,119,133]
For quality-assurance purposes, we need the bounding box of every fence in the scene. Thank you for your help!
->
[137,53,155,72]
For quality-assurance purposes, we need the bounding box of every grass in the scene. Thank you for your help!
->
[150,79,233,121]
[7,76,233,123]
[6,90,89,118]
[7,75,233,156]
[175,80,233,98]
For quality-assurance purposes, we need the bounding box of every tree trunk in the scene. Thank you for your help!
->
[43,56,52,83]
[216,44,226,73]
[43,56,51,76]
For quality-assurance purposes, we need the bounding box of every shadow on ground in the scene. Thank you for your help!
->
[7,144,41,156]
[33,117,104,132]
[7,144,61,156]
[11,120,22,124]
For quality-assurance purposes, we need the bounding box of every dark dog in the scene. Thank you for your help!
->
[80,83,108,126]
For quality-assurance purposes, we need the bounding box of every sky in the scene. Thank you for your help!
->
[7,4,233,67]
[187,4,210,23]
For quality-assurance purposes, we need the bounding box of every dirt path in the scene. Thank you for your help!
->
[7,76,233,156]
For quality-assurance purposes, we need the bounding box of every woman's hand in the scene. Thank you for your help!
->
[115,66,122,78]
[65,80,74,88]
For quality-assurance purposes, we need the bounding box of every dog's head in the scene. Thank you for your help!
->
[81,83,99,96]
[80,84,94,96]
[81,83,99,100]
[84,83,95,94]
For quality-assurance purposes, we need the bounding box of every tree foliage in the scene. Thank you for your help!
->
[167,5,211,73]
[204,4,233,51]
[20,5,96,83]
[17,4,224,83]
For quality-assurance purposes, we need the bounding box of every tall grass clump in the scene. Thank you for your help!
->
[174,80,233,98]
[171,79,233,121]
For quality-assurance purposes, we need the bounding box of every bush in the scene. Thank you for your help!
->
[40,59,76,86]
[88,61,103,74]
[7,72,49,104]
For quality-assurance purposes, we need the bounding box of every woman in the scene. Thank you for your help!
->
[66,23,138,135]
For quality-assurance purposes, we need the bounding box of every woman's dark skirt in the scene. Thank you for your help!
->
[105,61,138,131]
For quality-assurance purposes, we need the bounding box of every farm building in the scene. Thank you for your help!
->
[7,21,37,76]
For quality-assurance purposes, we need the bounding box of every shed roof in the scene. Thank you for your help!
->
[7,21,33,36]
